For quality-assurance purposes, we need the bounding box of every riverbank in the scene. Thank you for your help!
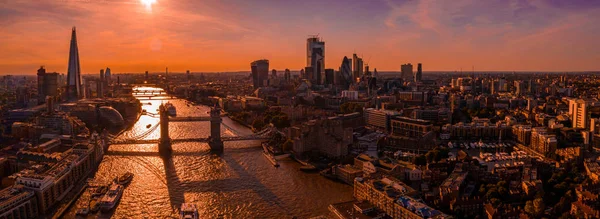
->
[52,182,88,219]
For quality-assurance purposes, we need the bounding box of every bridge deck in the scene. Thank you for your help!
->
[168,116,211,122]
[111,136,270,145]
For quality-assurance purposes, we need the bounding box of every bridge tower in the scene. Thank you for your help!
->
[159,103,172,155]
[209,105,224,152]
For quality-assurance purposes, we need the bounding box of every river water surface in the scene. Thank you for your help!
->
[65,87,353,218]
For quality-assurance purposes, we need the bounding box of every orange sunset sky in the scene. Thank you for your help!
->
[0,0,599,74]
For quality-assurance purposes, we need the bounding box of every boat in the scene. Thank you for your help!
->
[320,168,338,181]
[165,102,177,116]
[300,164,317,172]
[99,183,124,212]
[115,172,134,185]
[146,124,152,128]
[76,207,90,216]
[92,185,109,197]
[180,203,199,219]
[263,151,280,167]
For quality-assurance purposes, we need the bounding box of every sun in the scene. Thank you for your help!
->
[140,0,157,10]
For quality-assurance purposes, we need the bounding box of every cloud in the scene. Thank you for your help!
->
[0,0,599,73]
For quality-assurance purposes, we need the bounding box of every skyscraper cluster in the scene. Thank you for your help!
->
[95,67,111,98]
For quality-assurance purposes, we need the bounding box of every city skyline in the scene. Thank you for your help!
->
[1,0,600,74]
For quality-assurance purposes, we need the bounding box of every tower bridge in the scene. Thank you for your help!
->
[109,104,277,155]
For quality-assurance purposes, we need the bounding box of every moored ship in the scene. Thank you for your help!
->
[180,203,199,219]
[99,183,124,212]
[115,172,134,185]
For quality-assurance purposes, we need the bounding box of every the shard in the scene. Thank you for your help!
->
[66,26,82,100]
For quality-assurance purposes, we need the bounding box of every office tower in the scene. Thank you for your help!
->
[186,70,191,80]
[251,65,258,88]
[98,69,104,98]
[311,53,323,84]
[373,68,378,78]
[367,76,377,97]
[82,79,90,99]
[338,56,352,87]
[145,71,149,81]
[569,99,591,129]
[105,67,111,84]
[528,79,536,94]
[66,27,82,100]
[415,63,422,82]
[490,80,497,94]
[46,96,54,114]
[251,59,269,89]
[401,63,413,82]
[306,36,325,84]
[304,67,314,82]
[284,69,291,82]
[352,54,363,81]
[37,66,59,104]
[325,69,334,85]
[365,65,370,76]
[272,69,277,78]
[498,78,507,92]
[37,66,46,103]
[515,81,525,95]
[527,98,538,111]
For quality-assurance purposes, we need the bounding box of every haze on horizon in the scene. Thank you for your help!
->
[1,0,599,74]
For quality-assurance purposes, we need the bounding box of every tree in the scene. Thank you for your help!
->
[479,185,487,194]
[413,155,427,166]
[533,198,545,217]
[524,200,535,216]
[498,187,508,197]
[486,188,499,200]
[479,108,491,118]
[314,96,327,108]
[282,139,293,152]
[252,119,265,130]
[272,115,291,129]
[340,102,363,114]
[376,137,387,151]
[426,150,437,163]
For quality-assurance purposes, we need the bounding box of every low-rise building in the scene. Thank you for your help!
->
[333,164,363,185]
[241,96,266,110]
[530,127,557,156]
[289,116,353,159]
[363,108,398,133]
[0,185,39,219]
[442,119,510,141]
[354,177,447,218]
[585,158,600,183]
[439,164,468,202]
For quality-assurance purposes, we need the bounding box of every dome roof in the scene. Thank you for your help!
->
[99,106,124,126]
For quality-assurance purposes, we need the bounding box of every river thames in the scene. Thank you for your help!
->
[65,87,353,218]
